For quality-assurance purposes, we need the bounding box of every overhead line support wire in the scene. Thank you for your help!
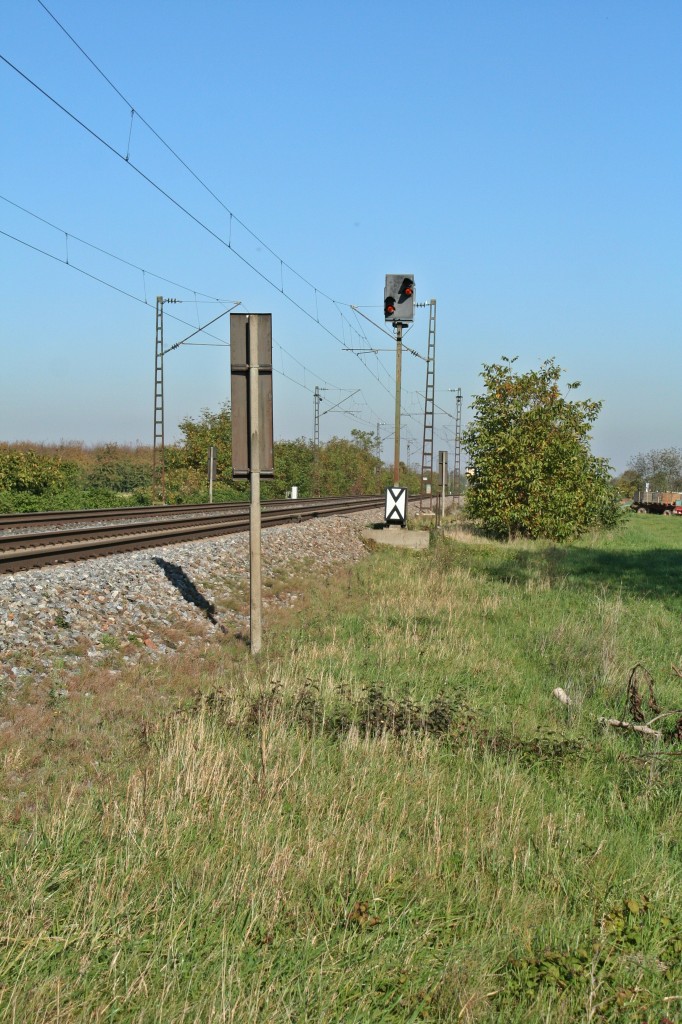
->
[1,199,351,398]
[163,305,238,355]
[28,0,427,437]
[2,224,365,406]
[1,48,368,356]
[1,53,404,405]
[0,227,153,308]
[320,389,361,418]
[35,0,314,287]
[0,193,232,305]
[0,58,296,305]
[0,227,226,344]
[6,12,407,420]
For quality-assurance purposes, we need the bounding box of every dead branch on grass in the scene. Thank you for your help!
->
[622,663,660,723]
[602,665,682,744]
[599,718,662,739]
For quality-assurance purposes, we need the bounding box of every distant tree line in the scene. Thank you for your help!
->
[0,443,153,513]
[163,406,422,502]
[0,406,423,512]
[611,448,682,497]
[6,379,671,528]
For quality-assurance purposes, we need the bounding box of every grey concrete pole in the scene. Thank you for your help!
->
[393,322,402,486]
[248,316,262,655]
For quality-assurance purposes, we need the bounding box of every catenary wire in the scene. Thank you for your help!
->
[0,195,367,396]
[1,194,231,306]
[33,0,349,304]
[0,53,369,355]
[2,47,426,432]
[0,206,410,428]
[0,226,365,409]
[0,51,402,404]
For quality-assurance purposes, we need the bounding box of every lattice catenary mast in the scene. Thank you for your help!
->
[313,386,323,447]
[152,297,165,504]
[454,386,462,495]
[419,299,436,511]
[152,296,179,504]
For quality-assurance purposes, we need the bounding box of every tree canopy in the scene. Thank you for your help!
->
[626,448,682,492]
[462,358,620,541]
[165,405,391,500]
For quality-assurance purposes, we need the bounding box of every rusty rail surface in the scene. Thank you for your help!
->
[0,501,238,530]
[0,496,384,574]
[0,498,332,531]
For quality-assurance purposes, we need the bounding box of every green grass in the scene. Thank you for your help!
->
[1,514,681,1022]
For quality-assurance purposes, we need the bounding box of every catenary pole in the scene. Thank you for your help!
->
[393,322,402,486]
[248,316,262,654]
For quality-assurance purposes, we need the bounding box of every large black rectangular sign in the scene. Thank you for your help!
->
[230,313,274,478]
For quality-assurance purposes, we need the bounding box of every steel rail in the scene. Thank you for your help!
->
[0,495,382,531]
[0,501,241,530]
[0,497,376,551]
[0,496,384,574]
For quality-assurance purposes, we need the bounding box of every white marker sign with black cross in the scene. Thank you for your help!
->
[384,486,407,527]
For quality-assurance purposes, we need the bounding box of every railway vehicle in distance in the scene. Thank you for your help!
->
[631,490,682,515]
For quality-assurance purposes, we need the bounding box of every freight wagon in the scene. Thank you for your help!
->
[631,490,682,515]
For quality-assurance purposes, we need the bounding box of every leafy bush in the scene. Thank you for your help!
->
[0,448,81,495]
[86,444,151,492]
[463,357,621,540]
[0,486,143,514]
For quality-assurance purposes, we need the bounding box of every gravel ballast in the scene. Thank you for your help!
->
[0,510,379,689]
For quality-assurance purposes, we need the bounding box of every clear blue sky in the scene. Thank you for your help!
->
[2,0,680,472]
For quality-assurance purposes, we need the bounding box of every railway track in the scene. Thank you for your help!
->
[0,499,294,531]
[0,496,384,574]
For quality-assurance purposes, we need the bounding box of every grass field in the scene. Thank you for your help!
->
[1,513,681,1022]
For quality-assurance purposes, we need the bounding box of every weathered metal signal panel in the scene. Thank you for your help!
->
[230,313,274,478]
[384,274,415,323]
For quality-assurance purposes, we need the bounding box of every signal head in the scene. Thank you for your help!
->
[385,274,415,323]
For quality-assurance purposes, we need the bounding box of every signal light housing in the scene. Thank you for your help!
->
[384,274,415,323]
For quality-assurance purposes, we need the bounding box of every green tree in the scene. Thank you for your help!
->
[611,468,641,500]
[165,404,246,502]
[313,436,382,496]
[462,357,619,541]
[166,408,317,501]
[626,447,682,492]
[87,444,151,493]
[0,448,79,494]
[349,428,378,454]
[263,439,315,499]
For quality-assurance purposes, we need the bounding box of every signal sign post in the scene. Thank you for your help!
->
[385,486,407,527]
[438,450,448,525]
[207,446,217,504]
[393,321,403,486]
[384,274,415,490]
[230,314,274,655]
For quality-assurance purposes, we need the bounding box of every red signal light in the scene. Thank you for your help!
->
[385,274,415,324]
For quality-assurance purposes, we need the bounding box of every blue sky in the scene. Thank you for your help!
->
[2,0,680,472]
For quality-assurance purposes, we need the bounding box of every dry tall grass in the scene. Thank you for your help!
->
[1,515,682,1021]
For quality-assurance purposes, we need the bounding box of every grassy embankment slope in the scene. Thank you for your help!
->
[1,514,681,1022]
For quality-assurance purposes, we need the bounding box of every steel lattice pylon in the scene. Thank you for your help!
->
[152,296,165,504]
[420,300,436,511]
[454,387,462,495]
[313,386,322,447]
